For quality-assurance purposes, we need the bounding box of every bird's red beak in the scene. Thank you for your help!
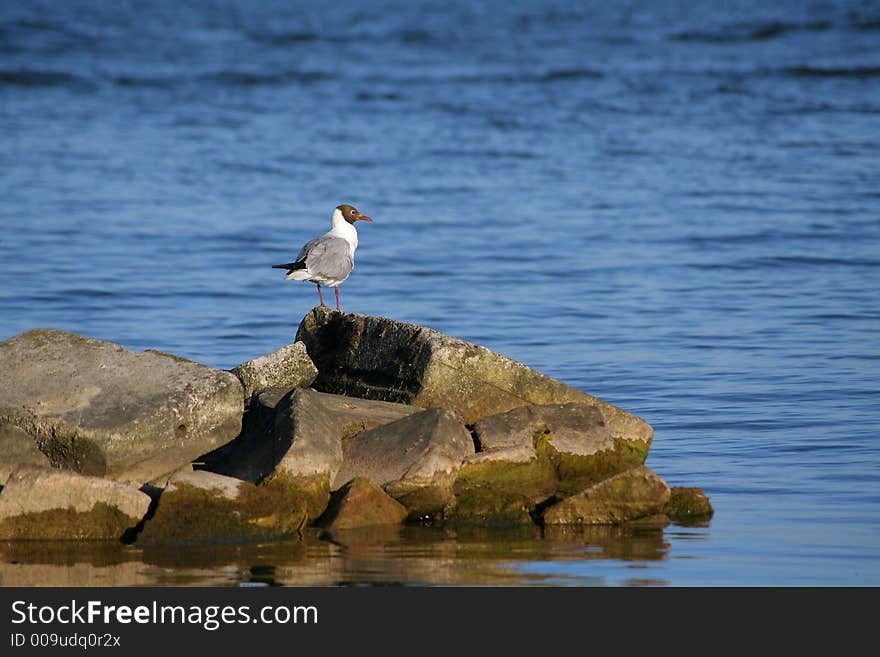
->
[358,215,373,222]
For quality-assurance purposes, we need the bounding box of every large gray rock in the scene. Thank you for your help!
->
[332,407,475,517]
[0,466,151,540]
[0,329,244,484]
[231,341,317,402]
[0,422,50,485]
[201,388,420,483]
[296,308,652,445]
[542,466,671,525]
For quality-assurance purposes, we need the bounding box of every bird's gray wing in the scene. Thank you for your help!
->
[302,236,354,280]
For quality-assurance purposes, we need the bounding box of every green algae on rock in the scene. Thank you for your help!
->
[0,466,150,540]
[664,487,714,523]
[137,470,308,546]
[543,466,671,526]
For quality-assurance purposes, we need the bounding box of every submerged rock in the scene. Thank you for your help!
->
[231,341,317,403]
[664,487,714,523]
[333,407,474,517]
[296,307,653,446]
[318,477,408,531]
[0,329,244,485]
[0,466,150,540]
[542,466,671,525]
[0,422,50,485]
[137,469,308,546]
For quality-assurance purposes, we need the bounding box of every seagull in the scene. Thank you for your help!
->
[272,204,373,311]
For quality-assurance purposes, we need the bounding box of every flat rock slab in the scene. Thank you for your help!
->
[543,466,671,526]
[0,422,50,485]
[231,341,317,402]
[296,307,653,445]
[318,477,408,531]
[0,466,151,540]
[137,469,308,546]
[332,407,474,517]
[0,329,244,484]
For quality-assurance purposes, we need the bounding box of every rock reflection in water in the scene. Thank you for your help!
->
[0,523,675,587]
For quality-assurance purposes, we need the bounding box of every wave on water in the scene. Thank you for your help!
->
[245,30,321,45]
[669,19,831,43]
[783,65,880,79]
[0,68,96,89]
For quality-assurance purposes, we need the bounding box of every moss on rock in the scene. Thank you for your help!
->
[260,471,330,522]
[137,481,308,546]
[546,435,649,498]
[0,502,141,541]
[664,487,714,523]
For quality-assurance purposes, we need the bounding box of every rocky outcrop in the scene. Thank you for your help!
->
[0,466,150,540]
[0,423,50,485]
[296,307,653,446]
[333,407,474,518]
[137,469,308,546]
[542,466,671,525]
[0,312,709,545]
[317,477,409,531]
[231,341,317,403]
[0,329,244,485]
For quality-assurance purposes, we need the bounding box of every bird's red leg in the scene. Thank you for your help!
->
[335,286,341,311]
[316,284,325,307]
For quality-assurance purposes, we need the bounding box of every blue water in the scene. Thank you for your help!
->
[1,0,879,586]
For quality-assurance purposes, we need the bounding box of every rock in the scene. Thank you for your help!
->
[137,469,308,546]
[0,466,151,540]
[196,387,292,484]
[260,388,342,520]
[296,307,652,446]
[0,422,50,485]
[231,341,317,403]
[311,391,420,439]
[199,388,420,521]
[445,446,556,526]
[664,487,714,523]
[475,403,648,497]
[445,403,649,525]
[0,329,244,484]
[332,407,474,517]
[543,466,671,525]
[317,477,408,531]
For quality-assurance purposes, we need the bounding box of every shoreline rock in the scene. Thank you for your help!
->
[0,329,244,485]
[0,312,711,541]
[296,307,653,448]
[0,466,150,540]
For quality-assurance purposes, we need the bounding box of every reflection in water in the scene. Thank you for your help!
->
[0,522,683,587]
